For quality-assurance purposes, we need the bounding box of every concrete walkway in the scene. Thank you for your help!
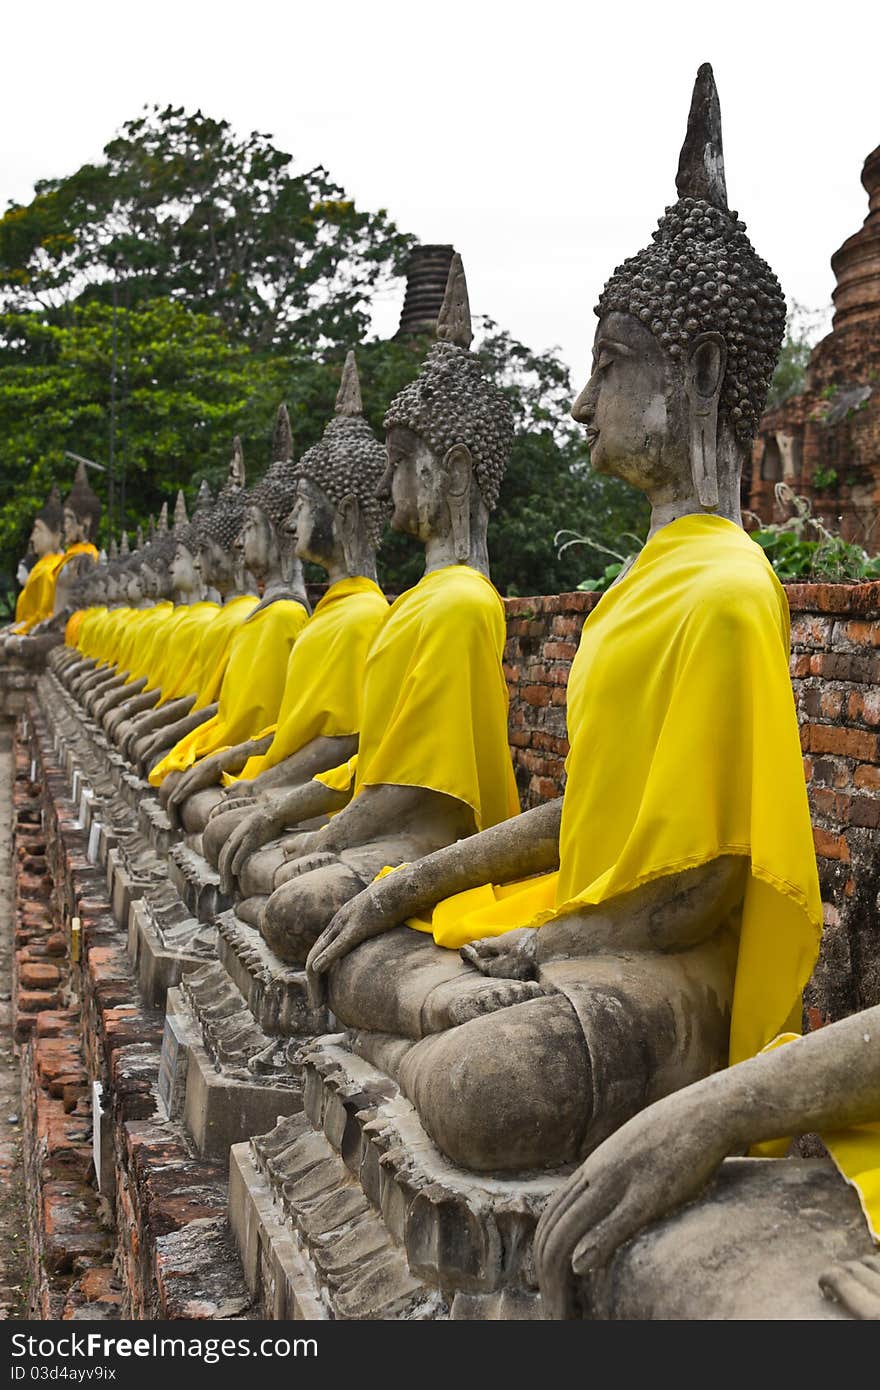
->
[0,722,28,1319]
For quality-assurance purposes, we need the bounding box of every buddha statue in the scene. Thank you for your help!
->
[90,534,178,727]
[224,255,518,963]
[109,488,221,752]
[196,351,390,903]
[535,1001,880,1319]
[131,449,260,775]
[5,485,65,635]
[52,462,102,617]
[151,406,310,835]
[302,65,821,1179]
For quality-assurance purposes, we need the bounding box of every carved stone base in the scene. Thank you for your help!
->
[163,987,303,1162]
[228,1035,562,1319]
[169,842,231,923]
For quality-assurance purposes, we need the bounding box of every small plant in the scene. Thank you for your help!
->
[749,483,880,582]
[812,466,838,491]
[555,528,642,594]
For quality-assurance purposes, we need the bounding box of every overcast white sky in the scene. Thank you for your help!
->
[2,0,877,385]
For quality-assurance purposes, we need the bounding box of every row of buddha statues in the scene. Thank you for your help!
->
[8,64,879,1319]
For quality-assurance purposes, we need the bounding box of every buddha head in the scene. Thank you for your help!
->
[30,485,64,557]
[572,64,786,522]
[169,486,210,598]
[237,406,303,588]
[381,255,514,568]
[288,352,388,582]
[198,440,249,595]
[63,463,102,547]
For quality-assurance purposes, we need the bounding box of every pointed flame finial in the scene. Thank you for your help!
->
[676,63,728,210]
[120,530,130,556]
[271,404,293,462]
[436,253,473,349]
[173,490,188,531]
[335,351,363,417]
[228,437,246,490]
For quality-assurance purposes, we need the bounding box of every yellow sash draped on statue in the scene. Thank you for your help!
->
[153,602,221,703]
[13,552,65,632]
[57,542,99,571]
[122,603,174,682]
[190,593,260,709]
[148,597,308,785]
[67,603,107,650]
[407,516,822,1072]
[228,577,388,784]
[316,565,519,831]
[140,602,219,700]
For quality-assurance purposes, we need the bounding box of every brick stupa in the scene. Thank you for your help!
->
[748,144,880,549]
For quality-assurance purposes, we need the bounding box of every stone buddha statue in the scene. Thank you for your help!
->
[196,351,390,898]
[535,1001,880,1319]
[67,550,155,706]
[52,463,102,617]
[91,531,178,727]
[131,449,259,775]
[154,407,310,834]
[108,488,222,752]
[302,65,820,1179]
[5,484,65,636]
[225,255,519,964]
[115,483,216,758]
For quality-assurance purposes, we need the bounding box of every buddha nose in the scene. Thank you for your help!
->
[571,377,597,426]
[376,460,393,501]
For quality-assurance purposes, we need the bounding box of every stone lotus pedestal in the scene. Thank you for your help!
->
[228,1035,562,1320]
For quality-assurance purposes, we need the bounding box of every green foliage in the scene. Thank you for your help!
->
[765,300,827,410]
[812,465,838,490]
[0,105,652,606]
[576,561,629,593]
[0,106,412,352]
[752,528,880,581]
[751,485,880,582]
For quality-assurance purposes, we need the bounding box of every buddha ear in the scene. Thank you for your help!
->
[684,332,726,509]
[337,493,362,574]
[443,444,473,563]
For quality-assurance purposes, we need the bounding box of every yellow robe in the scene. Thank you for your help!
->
[148,597,308,785]
[408,516,822,1058]
[122,604,174,682]
[190,593,260,709]
[229,577,389,784]
[13,552,65,632]
[318,565,520,831]
[152,601,221,703]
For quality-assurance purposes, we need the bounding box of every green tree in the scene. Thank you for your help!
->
[765,300,828,410]
[0,107,412,352]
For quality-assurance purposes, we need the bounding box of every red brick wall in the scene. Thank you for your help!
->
[503,581,880,1023]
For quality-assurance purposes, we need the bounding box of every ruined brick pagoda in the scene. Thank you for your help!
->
[748,143,880,550]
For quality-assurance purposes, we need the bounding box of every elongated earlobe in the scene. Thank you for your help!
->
[444,445,473,562]
[684,333,726,509]
[337,494,362,575]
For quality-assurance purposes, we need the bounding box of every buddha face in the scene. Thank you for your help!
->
[170,542,199,595]
[30,517,60,558]
[380,426,448,541]
[63,507,84,546]
[286,479,337,568]
[235,504,275,573]
[572,312,692,497]
[126,569,144,603]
